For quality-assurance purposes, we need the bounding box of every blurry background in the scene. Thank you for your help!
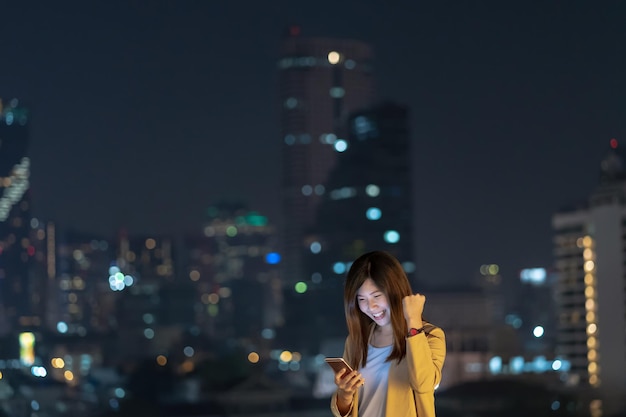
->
[0,1,625,416]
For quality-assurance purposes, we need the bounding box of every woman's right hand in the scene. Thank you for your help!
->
[334,368,364,401]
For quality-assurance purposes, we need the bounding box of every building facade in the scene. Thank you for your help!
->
[551,139,626,414]
[279,31,375,285]
[280,102,415,353]
[0,98,36,335]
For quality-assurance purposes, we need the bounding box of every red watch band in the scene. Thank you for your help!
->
[407,327,425,337]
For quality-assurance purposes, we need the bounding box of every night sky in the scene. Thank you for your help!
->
[2,1,624,286]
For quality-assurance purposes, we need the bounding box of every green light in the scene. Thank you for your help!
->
[208,304,219,317]
[246,212,267,226]
[226,226,238,237]
[295,282,308,294]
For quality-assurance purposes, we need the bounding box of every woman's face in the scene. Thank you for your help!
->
[356,278,391,327]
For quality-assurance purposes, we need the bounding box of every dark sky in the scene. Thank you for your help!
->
[1,1,624,286]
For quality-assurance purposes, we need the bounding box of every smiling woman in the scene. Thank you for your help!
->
[330,250,446,417]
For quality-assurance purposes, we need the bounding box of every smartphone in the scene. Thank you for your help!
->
[324,357,353,374]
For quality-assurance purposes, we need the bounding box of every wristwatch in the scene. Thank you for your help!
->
[407,327,425,337]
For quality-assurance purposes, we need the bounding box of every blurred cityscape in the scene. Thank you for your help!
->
[1,28,626,417]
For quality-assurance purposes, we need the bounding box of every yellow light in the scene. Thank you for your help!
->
[181,360,194,373]
[583,248,593,260]
[587,323,597,335]
[327,51,341,64]
[584,260,595,272]
[585,286,595,298]
[582,236,593,248]
[587,336,597,348]
[145,238,156,249]
[588,362,598,374]
[584,273,594,285]
[585,299,596,311]
[64,370,74,381]
[586,311,596,322]
[588,349,597,361]
[248,352,260,363]
[279,350,293,362]
[156,355,168,366]
[189,270,200,281]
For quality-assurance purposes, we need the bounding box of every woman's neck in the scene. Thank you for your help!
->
[371,324,393,347]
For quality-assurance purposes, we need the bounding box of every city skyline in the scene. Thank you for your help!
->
[1,1,624,286]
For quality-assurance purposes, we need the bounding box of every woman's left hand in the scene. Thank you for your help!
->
[402,293,426,326]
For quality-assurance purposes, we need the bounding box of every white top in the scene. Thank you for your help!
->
[359,344,393,417]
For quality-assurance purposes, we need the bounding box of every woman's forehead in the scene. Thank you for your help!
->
[357,277,382,295]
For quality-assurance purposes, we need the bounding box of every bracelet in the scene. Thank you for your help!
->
[407,327,425,337]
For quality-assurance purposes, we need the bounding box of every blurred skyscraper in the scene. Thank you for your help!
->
[280,102,415,352]
[184,203,282,350]
[551,139,626,414]
[45,227,115,335]
[0,98,36,335]
[278,29,375,285]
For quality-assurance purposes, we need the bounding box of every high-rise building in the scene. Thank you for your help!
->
[184,202,282,349]
[0,98,35,335]
[280,102,415,352]
[279,30,375,285]
[552,139,626,414]
[51,228,115,335]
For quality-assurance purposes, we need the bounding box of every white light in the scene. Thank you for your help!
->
[327,51,340,64]
[334,140,348,152]
[365,184,380,197]
[533,325,544,338]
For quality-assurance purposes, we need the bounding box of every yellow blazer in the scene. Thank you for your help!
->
[330,323,446,417]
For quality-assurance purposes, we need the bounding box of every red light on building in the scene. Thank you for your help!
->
[610,138,618,149]
[289,26,301,36]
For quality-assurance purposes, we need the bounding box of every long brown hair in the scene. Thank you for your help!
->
[343,251,414,369]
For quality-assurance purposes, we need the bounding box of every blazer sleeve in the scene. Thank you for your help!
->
[405,325,446,393]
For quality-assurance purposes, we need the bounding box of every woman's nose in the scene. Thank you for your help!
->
[368,299,378,310]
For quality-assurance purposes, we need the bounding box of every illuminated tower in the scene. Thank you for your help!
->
[279,29,375,285]
[551,139,626,414]
[0,98,35,335]
[280,102,414,351]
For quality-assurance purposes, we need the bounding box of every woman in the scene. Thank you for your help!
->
[330,251,446,417]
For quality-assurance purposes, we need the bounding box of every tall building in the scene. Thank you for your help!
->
[279,30,375,285]
[0,98,35,335]
[280,102,415,352]
[184,202,282,350]
[552,139,626,415]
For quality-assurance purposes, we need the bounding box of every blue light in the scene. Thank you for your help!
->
[366,207,382,220]
[383,230,400,244]
[310,242,321,254]
[266,252,281,264]
[333,262,346,274]
[334,140,348,152]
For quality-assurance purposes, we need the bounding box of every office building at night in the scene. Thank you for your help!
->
[281,102,415,352]
[278,31,375,286]
[0,98,36,335]
[551,139,626,414]
[183,203,282,351]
